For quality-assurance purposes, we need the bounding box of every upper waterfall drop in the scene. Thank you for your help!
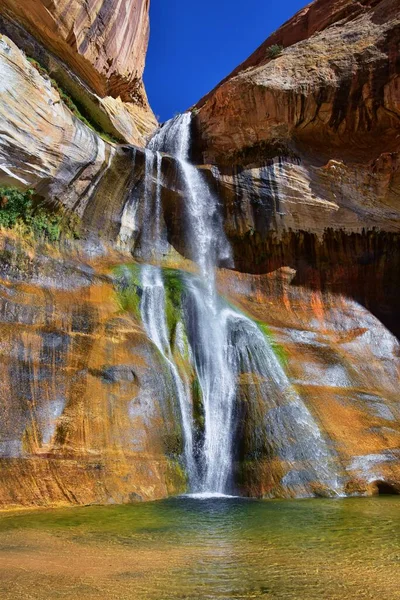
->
[148,113,233,279]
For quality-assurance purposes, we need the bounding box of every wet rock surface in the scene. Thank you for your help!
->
[0,233,399,506]
[218,267,400,498]
[0,238,186,508]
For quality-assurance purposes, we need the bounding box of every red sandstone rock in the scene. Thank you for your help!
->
[195,0,400,164]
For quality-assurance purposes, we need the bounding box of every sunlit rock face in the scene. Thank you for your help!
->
[194,0,399,165]
[1,0,149,99]
[0,36,110,199]
[0,237,186,508]
[0,35,151,232]
[192,0,400,274]
[0,0,157,144]
[188,0,400,341]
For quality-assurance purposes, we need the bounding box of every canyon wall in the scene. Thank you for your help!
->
[0,0,151,99]
[189,0,400,340]
[0,237,186,508]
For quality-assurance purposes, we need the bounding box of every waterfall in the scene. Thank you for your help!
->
[180,275,237,494]
[119,112,343,497]
[181,274,340,496]
[226,311,342,494]
[148,113,232,282]
[148,114,237,494]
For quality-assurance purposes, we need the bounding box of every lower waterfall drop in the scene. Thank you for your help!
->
[140,265,199,488]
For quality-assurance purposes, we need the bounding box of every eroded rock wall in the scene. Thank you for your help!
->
[194,0,400,164]
[192,0,400,273]
[188,0,400,339]
[1,0,150,100]
[0,35,153,238]
[0,237,186,509]
[217,267,400,498]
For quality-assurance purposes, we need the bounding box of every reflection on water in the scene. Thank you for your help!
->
[0,496,399,599]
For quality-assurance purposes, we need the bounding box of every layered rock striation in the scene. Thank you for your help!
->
[0,0,157,145]
[194,0,400,164]
[0,237,186,508]
[188,0,400,339]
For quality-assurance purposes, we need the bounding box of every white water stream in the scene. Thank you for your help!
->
[121,113,342,496]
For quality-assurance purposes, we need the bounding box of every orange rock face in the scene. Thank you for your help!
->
[217,267,400,498]
[0,230,398,508]
[0,237,186,509]
[190,0,400,334]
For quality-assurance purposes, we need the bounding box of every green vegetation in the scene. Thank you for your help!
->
[114,264,142,320]
[163,269,185,337]
[113,266,185,344]
[192,377,205,431]
[162,428,184,459]
[165,459,188,494]
[256,321,288,368]
[266,44,284,59]
[27,57,120,145]
[0,186,80,242]
[224,298,288,369]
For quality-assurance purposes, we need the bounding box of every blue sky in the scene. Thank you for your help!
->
[144,0,307,122]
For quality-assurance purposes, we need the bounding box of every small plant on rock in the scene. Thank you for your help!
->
[0,186,80,242]
[266,44,284,59]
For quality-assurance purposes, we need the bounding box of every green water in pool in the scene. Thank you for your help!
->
[0,496,399,599]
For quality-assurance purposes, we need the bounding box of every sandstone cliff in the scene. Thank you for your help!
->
[188,0,400,340]
[195,0,399,164]
[0,0,157,145]
[193,0,400,244]
[0,237,186,508]
[0,34,156,240]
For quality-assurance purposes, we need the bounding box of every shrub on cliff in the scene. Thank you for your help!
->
[0,187,79,242]
[0,187,34,230]
[266,44,284,59]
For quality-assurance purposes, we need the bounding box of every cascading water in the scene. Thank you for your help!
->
[148,112,232,282]
[120,112,343,497]
[180,275,237,494]
[139,265,199,487]
[148,114,239,494]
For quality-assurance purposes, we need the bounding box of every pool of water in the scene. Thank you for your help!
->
[0,496,399,599]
